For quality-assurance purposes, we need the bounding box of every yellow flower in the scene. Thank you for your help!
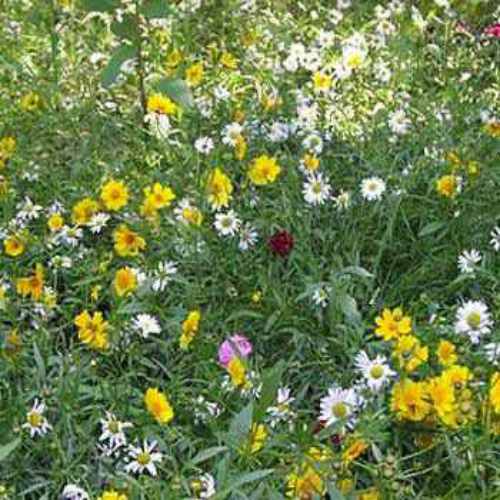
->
[247,423,267,454]
[180,310,201,350]
[0,136,16,169]
[391,379,430,422]
[436,340,457,366]
[489,373,500,414]
[227,357,247,388]
[436,174,459,198]
[166,49,183,68]
[4,235,25,257]
[234,134,247,160]
[302,153,320,173]
[374,307,412,341]
[248,155,281,186]
[74,310,109,350]
[312,71,332,92]
[114,267,137,297]
[251,290,262,304]
[101,179,129,211]
[147,93,178,115]
[47,213,64,232]
[442,365,472,390]
[484,121,500,138]
[393,335,428,373]
[72,197,99,225]
[185,62,204,86]
[220,52,238,69]
[98,490,128,500]
[342,439,368,465]
[113,225,146,257]
[358,488,381,500]
[206,168,233,209]
[143,182,176,210]
[20,91,41,112]
[3,329,22,359]
[16,264,44,301]
[181,206,203,226]
[144,387,174,424]
[286,465,324,499]
[427,375,455,420]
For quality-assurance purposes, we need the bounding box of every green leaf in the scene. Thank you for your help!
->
[101,45,138,87]
[79,0,119,12]
[340,266,374,279]
[418,221,447,237]
[338,293,361,324]
[228,469,274,491]
[155,78,194,108]
[256,360,285,418]
[226,402,253,449]
[327,482,346,500]
[111,15,140,41]
[0,438,21,461]
[140,0,176,18]
[190,446,228,466]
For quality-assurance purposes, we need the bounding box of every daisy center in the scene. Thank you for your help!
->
[137,452,151,465]
[332,402,348,418]
[466,312,481,329]
[108,421,120,434]
[28,412,42,427]
[370,365,384,379]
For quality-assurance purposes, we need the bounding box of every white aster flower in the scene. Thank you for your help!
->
[388,109,411,135]
[311,285,331,308]
[61,484,89,500]
[194,136,214,155]
[151,260,178,292]
[238,223,258,251]
[132,313,161,338]
[266,387,296,428]
[87,213,110,234]
[354,350,396,392]
[319,385,360,428]
[125,440,163,476]
[457,249,482,274]
[214,210,241,237]
[361,177,386,201]
[490,226,500,252]
[22,399,52,438]
[303,173,332,206]
[99,411,133,448]
[194,473,217,498]
[194,395,222,424]
[302,133,324,154]
[455,300,493,344]
[221,122,244,147]
[484,343,500,365]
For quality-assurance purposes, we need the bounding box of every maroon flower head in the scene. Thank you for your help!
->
[268,230,294,257]
[484,23,500,38]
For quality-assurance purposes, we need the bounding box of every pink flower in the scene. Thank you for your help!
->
[218,334,253,367]
[484,23,500,38]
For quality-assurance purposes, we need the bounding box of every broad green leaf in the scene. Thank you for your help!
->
[418,221,447,237]
[338,293,361,324]
[140,0,176,18]
[0,438,21,461]
[190,446,228,465]
[79,0,119,12]
[101,45,138,87]
[256,360,285,418]
[340,266,374,279]
[155,78,194,108]
[227,402,253,449]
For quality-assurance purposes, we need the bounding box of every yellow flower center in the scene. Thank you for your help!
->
[137,452,151,465]
[370,365,384,379]
[108,421,119,434]
[466,312,481,329]
[332,402,348,418]
[28,412,42,427]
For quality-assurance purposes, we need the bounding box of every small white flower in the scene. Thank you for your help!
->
[221,122,243,147]
[194,395,222,424]
[457,249,482,274]
[194,136,214,154]
[197,473,217,498]
[238,224,258,251]
[319,385,360,428]
[484,343,500,365]
[266,387,296,428]
[151,260,178,292]
[302,133,323,154]
[335,190,351,210]
[88,213,110,234]
[125,440,163,476]
[311,286,331,308]
[22,399,52,438]
[455,300,493,344]
[99,411,133,448]
[354,350,396,392]
[388,109,411,135]
[145,113,171,140]
[214,210,241,237]
[361,177,386,201]
[61,484,89,500]
[132,314,161,338]
[303,173,332,206]
[490,226,500,252]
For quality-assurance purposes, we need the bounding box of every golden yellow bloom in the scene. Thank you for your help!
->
[98,490,128,500]
[248,155,281,186]
[393,335,428,373]
[247,423,267,454]
[72,197,99,226]
[358,488,381,500]
[312,71,333,92]
[147,93,178,115]
[144,387,174,424]
[302,154,320,173]
[166,49,183,68]
[375,307,412,341]
[0,136,16,169]
[235,134,247,160]
[436,340,457,366]
[206,168,233,209]
[20,91,41,112]
[436,174,459,198]
[4,235,25,257]
[180,310,201,349]
[227,357,247,388]
[490,373,500,414]
[113,225,146,257]
[143,182,176,210]
[342,439,368,465]
[220,52,238,69]
[101,179,129,211]
[185,62,204,86]
[427,375,455,421]
[484,121,500,138]
[181,206,203,226]
[442,365,472,389]
[47,213,64,232]
[306,446,332,462]
[286,465,324,499]
[74,310,109,350]
[114,267,137,297]
[391,379,430,422]
[16,264,44,301]
[3,329,22,359]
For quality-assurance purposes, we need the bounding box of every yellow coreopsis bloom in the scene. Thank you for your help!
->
[0,136,16,169]
[427,375,455,421]
[220,52,238,69]
[166,49,183,68]
[74,310,109,350]
[393,335,428,373]
[436,340,457,366]
[101,179,129,211]
[98,490,128,500]
[484,121,500,138]
[206,168,233,209]
[442,365,472,389]
[248,155,281,186]
[114,267,137,297]
[143,182,176,210]
[247,423,267,454]
[374,307,412,341]
[342,438,368,465]
[436,174,460,198]
[20,91,41,112]
[302,153,320,173]
[489,373,500,414]
[47,213,64,232]
[180,310,201,349]
[72,197,99,226]
[113,225,146,257]
[234,134,247,160]
[4,235,25,257]
[144,387,174,424]
[312,71,333,92]
[147,93,178,115]
[286,465,324,499]
[185,62,204,86]
[391,379,430,421]
[16,264,44,301]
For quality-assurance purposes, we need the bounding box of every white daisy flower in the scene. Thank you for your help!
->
[99,411,133,448]
[454,300,493,344]
[214,210,241,237]
[132,313,161,338]
[361,177,386,201]
[335,190,351,210]
[125,440,163,476]
[88,213,110,234]
[354,350,396,392]
[22,399,52,438]
[238,223,258,251]
[61,484,89,500]
[302,133,323,154]
[303,173,332,206]
[484,343,500,365]
[457,249,482,274]
[194,395,222,425]
[319,385,360,428]
[490,226,500,252]
[221,122,243,147]
[194,136,214,155]
[194,473,217,498]
[151,260,178,292]
[388,109,411,135]
[311,286,331,308]
[266,387,296,428]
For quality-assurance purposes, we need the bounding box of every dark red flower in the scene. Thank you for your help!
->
[484,23,500,38]
[268,230,294,257]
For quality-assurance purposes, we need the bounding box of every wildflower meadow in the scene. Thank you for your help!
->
[1,0,500,498]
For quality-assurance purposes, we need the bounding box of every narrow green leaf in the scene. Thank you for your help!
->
[79,0,119,12]
[101,45,138,87]
[228,469,274,491]
[155,78,194,108]
[0,438,21,461]
[418,221,447,237]
[190,446,228,465]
